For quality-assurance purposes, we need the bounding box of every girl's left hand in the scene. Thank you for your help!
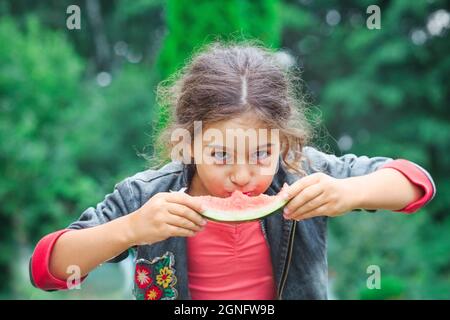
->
[280,172,358,221]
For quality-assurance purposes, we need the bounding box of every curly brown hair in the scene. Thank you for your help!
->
[150,40,314,176]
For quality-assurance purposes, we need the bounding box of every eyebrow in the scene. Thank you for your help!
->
[206,144,230,151]
[255,143,273,149]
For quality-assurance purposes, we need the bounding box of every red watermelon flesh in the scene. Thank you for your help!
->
[196,190,288,222]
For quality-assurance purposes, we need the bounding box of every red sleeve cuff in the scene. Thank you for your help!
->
[380,159,435,214]
[30,229,87,291]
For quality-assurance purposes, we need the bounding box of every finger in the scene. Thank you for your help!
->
[284,174,321,201]
[284,184,324,215]
[166,224,198,238]
[167,203,207,227]
[166,192,204,213]
[287,194,328,220]
[291,203,330,221]
[166,213,204,232]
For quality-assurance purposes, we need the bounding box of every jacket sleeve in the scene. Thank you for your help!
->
[379,159,435,213]
[301,146,436,213]
[29,177,138,291]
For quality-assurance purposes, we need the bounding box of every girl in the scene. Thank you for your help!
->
[30,42,435,300]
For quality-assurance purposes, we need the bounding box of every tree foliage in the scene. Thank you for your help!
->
[0,0,448,298]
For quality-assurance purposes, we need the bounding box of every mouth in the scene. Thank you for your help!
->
[226,190,254,197]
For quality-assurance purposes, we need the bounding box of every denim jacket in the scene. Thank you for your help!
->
[66,147,435,300]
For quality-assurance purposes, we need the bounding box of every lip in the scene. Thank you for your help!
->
[226,190,254,197]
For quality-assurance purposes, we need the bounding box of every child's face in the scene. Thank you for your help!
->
[191,113,280,198]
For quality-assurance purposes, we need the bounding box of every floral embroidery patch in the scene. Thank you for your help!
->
[133,251,178,300]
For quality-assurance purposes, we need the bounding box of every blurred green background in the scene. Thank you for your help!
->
[0,0,448,300]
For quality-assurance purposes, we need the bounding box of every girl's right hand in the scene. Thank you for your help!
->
[125,192,207,246]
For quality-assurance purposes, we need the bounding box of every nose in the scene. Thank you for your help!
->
[230,165,252,187]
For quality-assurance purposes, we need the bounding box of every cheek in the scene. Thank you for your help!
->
[197,166,229,194]
[253,175,274,195]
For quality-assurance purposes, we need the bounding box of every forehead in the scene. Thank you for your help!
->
[199,114,279,149]
[204,113,268,132]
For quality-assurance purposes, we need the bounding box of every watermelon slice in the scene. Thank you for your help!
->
[196,190,288,222]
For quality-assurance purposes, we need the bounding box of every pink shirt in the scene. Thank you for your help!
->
[186,219,276,300]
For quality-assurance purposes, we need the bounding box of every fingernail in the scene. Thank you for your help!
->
[283,213,290,219]
[281,193,289,200]
[201,219,207,225]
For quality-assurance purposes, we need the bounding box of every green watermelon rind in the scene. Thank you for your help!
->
[200,198,288,222]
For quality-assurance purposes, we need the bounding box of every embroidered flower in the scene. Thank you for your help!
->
[145,285,163,300]
[134,251,178,300]
[156,266,173,288]
[135,265,152,289]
